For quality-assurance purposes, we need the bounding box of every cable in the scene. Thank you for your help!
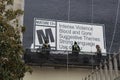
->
[67,0,71,22]
[108,0,120,53]
[91,0,94,23]
[91,0,94,73]
[67,0,71,74]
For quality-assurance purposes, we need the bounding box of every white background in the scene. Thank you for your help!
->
[57,22,106,53]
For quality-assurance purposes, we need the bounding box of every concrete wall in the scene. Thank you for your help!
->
[13,0,24,42]
[23,66,92,80]
[23,66,120,80]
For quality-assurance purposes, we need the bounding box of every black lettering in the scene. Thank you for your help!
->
[37,28,54,44]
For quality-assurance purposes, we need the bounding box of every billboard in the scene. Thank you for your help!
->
[32,18,106,53]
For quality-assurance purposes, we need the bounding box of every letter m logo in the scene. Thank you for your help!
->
[37,28,55,44]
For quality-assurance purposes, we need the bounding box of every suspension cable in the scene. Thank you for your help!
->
[91,0,94,73]
[67,0,71,72]
[91,0,94,23]
[68,0,71,22]
[108,0,120,53]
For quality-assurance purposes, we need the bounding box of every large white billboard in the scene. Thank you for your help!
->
[33,18,106,53]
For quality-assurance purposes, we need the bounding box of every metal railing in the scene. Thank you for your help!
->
[82,49,120,80]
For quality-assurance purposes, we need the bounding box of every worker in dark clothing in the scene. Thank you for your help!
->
[72,41,80,61]
[42,40,51,60]
[95,45,102,64]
